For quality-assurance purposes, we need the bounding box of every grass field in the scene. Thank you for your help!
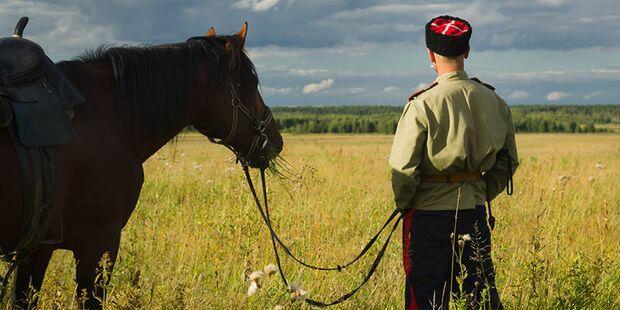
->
[3,133,620,309]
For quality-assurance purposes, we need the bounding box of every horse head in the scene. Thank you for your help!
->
[193,23,283,169]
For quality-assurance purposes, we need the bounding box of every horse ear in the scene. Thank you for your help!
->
[237,22,248,48]
[206,27,216,37]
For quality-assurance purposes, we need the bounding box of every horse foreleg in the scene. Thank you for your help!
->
[73,232,120,310]
[12,247,54,309]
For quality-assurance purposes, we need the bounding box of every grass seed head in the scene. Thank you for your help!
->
[288,282,302,292]
[249,270,265,282]
[247,281,259,296]
[287,282,308,303]
[290,288,308,303]
[263,263,278,276]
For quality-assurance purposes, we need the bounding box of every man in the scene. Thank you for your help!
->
[389,15,518,310]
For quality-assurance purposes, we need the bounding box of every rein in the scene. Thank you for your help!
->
[200,72,403,306]
[242,167,403,307]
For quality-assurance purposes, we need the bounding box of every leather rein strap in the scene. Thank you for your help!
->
[243,166,402,307]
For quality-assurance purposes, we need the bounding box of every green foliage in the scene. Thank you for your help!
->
[269,105,620,134]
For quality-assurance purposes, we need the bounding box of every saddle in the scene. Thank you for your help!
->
[0,18,84,147]
[0,17,84,257]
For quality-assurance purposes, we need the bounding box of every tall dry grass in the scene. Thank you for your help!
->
[2,133,619,309]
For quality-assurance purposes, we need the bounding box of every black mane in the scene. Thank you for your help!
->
[58,36,256,135]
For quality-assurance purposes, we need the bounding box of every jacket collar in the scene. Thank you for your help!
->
[435,70,468,84]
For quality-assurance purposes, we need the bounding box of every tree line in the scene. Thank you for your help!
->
[270,105,619,134]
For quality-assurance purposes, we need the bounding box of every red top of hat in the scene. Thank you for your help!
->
[429,17,470,37]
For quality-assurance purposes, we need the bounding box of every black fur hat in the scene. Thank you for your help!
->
[425,15,472,57]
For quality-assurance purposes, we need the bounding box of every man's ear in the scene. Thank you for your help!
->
[464,47,470,59]
[206,27,216,37]
[428,49,436,64]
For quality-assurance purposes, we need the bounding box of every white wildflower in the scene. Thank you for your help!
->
[291,288,308,303]
[249,270,265,282]
[288,282,302,292]
[595,163,605,170]
[263,263,278,276]
[288,282,308,303]
[558,175,570,184]
[274,306,284,310]
[247,281,259,296]
[461,234,471,242]
[226,166,236,173]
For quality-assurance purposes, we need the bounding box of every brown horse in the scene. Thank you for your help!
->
[0,23,282,308]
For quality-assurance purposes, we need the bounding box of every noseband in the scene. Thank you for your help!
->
[204,80,273,167]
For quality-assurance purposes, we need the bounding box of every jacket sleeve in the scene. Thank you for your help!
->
[484,104,519,202]
[389,100,427,210]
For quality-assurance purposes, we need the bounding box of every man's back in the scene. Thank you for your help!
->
[389,70,518,211]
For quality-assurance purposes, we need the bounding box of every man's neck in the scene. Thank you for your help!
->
[435,64,464,76]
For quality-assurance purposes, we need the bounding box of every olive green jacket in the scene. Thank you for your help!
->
[389,70,519,211]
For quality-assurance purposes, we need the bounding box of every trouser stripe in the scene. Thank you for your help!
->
[402,209,418,310]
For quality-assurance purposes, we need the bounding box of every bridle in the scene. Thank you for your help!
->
[198,78,273,168]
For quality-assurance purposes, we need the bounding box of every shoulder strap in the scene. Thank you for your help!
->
[470,77,495,91]
[408,82,438,101]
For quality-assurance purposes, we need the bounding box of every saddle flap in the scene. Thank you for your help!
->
[9,88,75,147]
[2,84,41,102]
[42,57,85,108]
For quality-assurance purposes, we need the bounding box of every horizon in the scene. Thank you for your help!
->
[1,1,618,106]
[267,102,620,107]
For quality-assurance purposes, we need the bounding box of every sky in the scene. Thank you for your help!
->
[0,0,618,106]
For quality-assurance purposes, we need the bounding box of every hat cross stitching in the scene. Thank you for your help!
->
[430,18,470,37]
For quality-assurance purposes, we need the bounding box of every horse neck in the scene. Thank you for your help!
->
[62,60,202,163]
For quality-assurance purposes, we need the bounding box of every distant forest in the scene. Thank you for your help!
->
[271,105,620,134]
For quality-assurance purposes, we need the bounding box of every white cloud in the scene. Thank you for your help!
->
[546,91,571,101]
[263,86,297,94]
[496,68,620,83]
[232,0,280,11]
[583,91,603,100]
[290,68,331,76]
[333,4,462,19]
[591,68,620,75]
[348,87,365,94]
[303,79,334,94]
[497,70,568,80]
[490,33,516,46]
[415,83,429,91]
[507,90,530,100]
[537,0,567,6]
[384,86,401,92]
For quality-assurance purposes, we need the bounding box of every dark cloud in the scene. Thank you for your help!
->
[0,0,617,105]
[1,1,617,53]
